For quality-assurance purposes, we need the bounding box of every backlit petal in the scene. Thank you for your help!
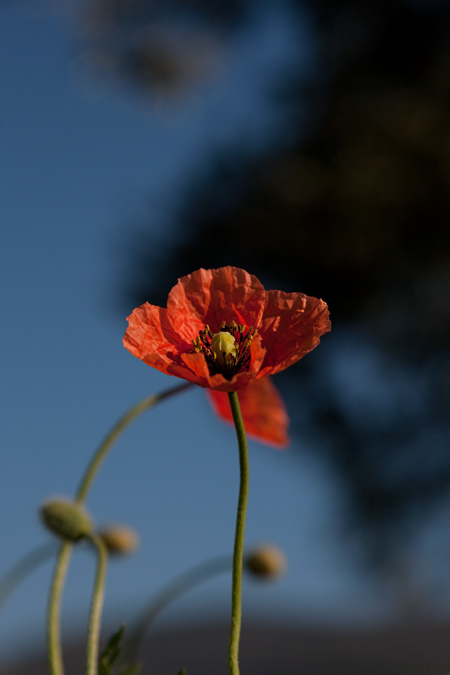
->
[257,290,331,377]
[167,267,266,341]
[123,303,197,381]
[207,377,289,448]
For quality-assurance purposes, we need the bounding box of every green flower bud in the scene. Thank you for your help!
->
[245,544,286,580]
[40,498,92,542]
[98,524,140,556]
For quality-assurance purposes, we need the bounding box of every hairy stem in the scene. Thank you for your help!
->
[47,542,72,675]
[86,536,108,675]
[227,391,250,675]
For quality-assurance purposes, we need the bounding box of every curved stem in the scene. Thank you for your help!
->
[0,541,56,613]
[46,382,192,675]
[47,542,72,675]
[86,535,108,675]
[76,382,192,503]
[227,391,250,675]
[123,554,232,665]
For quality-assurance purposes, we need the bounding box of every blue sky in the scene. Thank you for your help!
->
[0,1,394,665]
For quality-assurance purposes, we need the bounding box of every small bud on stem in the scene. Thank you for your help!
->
[40,498,92,542]
[98,525,140,555]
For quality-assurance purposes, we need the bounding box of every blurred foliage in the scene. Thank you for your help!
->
[78,0,247,92]
[79,0,450,584]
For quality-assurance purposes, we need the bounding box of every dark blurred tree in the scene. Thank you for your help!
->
[78,0,248,93]
[81,0,450,586]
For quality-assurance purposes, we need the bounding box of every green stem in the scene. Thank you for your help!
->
[123,554,232,665]
[46,382,192,675]
[86,535,108,675]
[76,382,192,503]
[227,391,250,675]
[47,542,72,675]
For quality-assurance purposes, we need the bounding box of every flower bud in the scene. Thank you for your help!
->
[98,524,140,556]
[245,544,286,580]
[40,498,92,542]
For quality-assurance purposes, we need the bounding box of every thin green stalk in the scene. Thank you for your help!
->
[123,554,232,665]
[86,535,108,675]
[76,382,192,503]
[46,382,192,675]
[227,391,250,675]
[47,542,73,675]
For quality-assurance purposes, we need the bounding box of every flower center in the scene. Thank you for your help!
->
[211,331,237,366]
[192,320,258,379]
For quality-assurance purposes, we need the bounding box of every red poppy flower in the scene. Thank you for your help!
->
[124,267,330,447]
[123,266,330,393]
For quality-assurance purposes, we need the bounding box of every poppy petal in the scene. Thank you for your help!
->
[257,290,331,377]
[207,377,290,448]
[167,267,266,341]
[123,302,196,381]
